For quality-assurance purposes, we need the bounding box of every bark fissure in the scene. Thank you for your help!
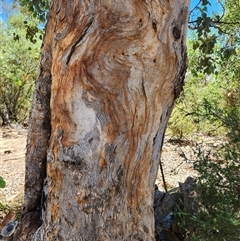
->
[66,18,94,65]
[141,77,147,101]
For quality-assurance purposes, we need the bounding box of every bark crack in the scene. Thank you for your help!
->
[141,77,147,100]
[66,18,94,65]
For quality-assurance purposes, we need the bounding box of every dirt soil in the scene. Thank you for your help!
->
[1,126,215,220]
[0,126,27,217]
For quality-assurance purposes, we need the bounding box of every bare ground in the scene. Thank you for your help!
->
[0,126,27,219]
[0,126,206,220]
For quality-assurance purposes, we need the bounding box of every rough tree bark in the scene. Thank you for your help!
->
[12,0,189,240]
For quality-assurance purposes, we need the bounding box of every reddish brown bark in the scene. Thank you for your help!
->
[12,1,189,240]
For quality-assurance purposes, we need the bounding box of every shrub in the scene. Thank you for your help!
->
[0,11,41,125]
[175,92,240,241]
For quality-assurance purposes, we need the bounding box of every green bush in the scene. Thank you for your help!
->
[0,11,41,124]
[174,91,240,241]
[167,73,227,138]
[170,35,240,238]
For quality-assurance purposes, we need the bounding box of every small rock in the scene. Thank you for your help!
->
[1,221,18,237]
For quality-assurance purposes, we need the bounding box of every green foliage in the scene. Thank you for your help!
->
[169,0,240,137]
[0,11,41,124]
[173,91,240,240]
[189,0,240,74]
[0,201,22,221]
[185,106,240,240]
[0,176,6,188]
[18,0,49,23]
[167,72,227,138]
[170,2,240,240]
[16,0,49,42]
[169,5,240,137]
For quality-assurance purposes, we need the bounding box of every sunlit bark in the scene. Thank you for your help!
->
[13,1,189,240]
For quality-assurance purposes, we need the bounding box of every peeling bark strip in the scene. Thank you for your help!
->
[15,1,189,240]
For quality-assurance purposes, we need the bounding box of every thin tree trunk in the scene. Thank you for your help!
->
[13,1,189,240]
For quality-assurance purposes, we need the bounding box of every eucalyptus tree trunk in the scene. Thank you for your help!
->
[13,0,189,240]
